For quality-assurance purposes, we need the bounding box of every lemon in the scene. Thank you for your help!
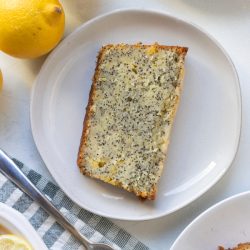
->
[0,234,32,250]
[0,0,65,58]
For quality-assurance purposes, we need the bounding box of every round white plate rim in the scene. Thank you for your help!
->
[170,190,250,250]
[0,203,47,249]
[30,9,242,221]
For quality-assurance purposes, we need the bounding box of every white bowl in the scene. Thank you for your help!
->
[0,203,47,249]
[171,191,250,250]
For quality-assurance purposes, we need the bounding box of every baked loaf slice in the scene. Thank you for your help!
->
[77,43,188,200]
[219,243,250,250]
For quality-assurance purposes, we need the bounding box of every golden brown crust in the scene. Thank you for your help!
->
[219,243,250,250]
[77,46,106,171]
[77,43,188,200]
[102,43,188,56]
[78,170,156,200]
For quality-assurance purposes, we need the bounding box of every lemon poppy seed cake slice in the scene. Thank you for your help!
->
[77,43,188,200]
[219,243,250,250]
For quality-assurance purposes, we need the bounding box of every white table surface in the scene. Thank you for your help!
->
[1,1,250,249]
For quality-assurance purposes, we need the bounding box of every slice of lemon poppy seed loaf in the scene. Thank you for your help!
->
[77,43,188,200]
[219,243,250,250]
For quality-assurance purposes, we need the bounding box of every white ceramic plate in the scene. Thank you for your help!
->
[0,203,47,249]
[31,9,241,220]
[171,191,250,250]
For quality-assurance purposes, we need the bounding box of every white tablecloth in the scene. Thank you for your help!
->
[1,1,250,249]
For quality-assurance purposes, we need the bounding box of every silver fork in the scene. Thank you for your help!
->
[0,149,115,250]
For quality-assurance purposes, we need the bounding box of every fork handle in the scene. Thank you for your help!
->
[0,149,91,249]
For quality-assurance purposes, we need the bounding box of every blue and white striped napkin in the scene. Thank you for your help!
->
[0,159,149,250]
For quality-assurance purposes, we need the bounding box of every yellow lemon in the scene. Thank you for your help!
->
[0,0,65,58]
[0,234,32,250]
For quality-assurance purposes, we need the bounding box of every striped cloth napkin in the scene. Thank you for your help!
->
[0,159,149,250]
